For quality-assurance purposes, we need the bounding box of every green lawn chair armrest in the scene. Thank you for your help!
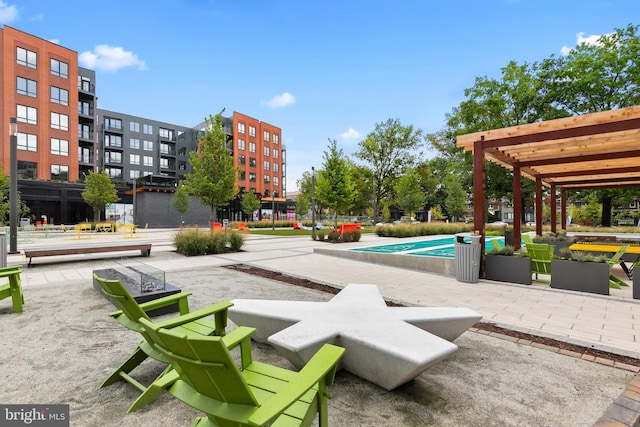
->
[0,267,21,278]
[153,301,234,336]
[248,344,345,427]
[108,291,194,319]
[222,326,256,369]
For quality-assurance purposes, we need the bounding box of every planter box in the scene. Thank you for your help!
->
[550,259,609,295]
[634,270,640,300]
[484,255,531,285]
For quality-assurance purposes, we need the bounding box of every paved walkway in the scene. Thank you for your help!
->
[13,227,640,360]
[8,227,640,425]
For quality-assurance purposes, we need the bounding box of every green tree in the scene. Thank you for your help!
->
[171,183,190,226]
[185,111,237,222]
[444,176,467,222]
[295,171,314,218]
[356,118,424,223]
[316,139,356,227]
[349,163,374,216]
[394,168,425,220]
[82,170,120,222]
[240,190,261,220]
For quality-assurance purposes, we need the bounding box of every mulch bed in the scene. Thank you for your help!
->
[224,263,640,368]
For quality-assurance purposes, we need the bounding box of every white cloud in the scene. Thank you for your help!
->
[0,1,18,24]
[48,39,60,45]
[266,92,295,108]
[561,31,609,55]
[78,44,148,72]
[340,127,361,140]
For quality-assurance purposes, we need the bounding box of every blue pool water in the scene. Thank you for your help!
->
[350,236,505,258]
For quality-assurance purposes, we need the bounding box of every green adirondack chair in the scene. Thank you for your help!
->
[522,234,534,246]
[607,246,630,289]
[93,272,231,413]
[139,317,345,427]
[527,243,553,283]
[0,266,23,313]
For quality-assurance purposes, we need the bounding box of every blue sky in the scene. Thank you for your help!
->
[1,1,637,192]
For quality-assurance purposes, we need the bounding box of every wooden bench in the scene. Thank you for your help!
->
[24,243,152,266]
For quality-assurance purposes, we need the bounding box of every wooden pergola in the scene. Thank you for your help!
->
[456,105,640,250]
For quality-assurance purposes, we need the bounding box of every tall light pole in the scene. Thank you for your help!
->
[311,167,316,240]
[9,117,18,254]
[271,193,275,230]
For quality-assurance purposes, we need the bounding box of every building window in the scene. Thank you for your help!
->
[17,47,36,69]
[238,139,245,150]
[130,170,141,179]
[238,155,246,166]
[274,176,279,186]
[274,134,279,144]
[51,165,69,181]
[238,170,246,181]
[79,124,91,140]
[273,162,279,172]
[79,76,91,91]
[17,132,37,151]
[238,122,245,134]
[79,101,91,115]
[50,58,68,78]
[130,121,140,132]
[264,131,270,142]
[159,128,173,140]
[160,158,169,169]
[17,77,37,97]
[51,112,68,130]
[143,156,153,167]
[50,86,69,105]
[104,151,122,163]
[105,134,122,148]
[51,138,69,156]
[143,140,153,151]
[130,154,140,165]
[264,161,270,171]
[273,149,279,159]
[264,175,270,184]
[17,105,37,125]
[249,142,256,153]
[249,157,256,167]
[130,138,140,149]
[249,172,256,182]
[79,147,91,163]
[273,190,279,198]
[18,161,37,179]
[264,146,270,157]
[143,124,153,135]
[249,126,256,137]
[159,143,171,155]
[104,167,122,179]
[105,117,122,130]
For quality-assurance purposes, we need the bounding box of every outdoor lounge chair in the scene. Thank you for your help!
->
[607,246,631,289]
[138,317,345,427]
[527,243,553,283]
[522,234,534,246]
[0,266,23,313]
[93,272,231,413]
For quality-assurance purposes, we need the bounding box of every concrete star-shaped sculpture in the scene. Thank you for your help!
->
[229,284,482,390]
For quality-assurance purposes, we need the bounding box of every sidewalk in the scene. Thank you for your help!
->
[4,228,640,426]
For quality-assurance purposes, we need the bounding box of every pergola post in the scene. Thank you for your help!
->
[535,177,543,236]
[561,189,567,230]
[473,138,486,276]
[513,166,522,250]
[550,183,556,234]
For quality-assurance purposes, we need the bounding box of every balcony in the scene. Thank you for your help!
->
[103,123,124,133]
[78,130,94,142]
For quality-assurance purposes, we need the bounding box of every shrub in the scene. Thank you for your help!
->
[328,230,340,243]
[352,229,361,242]
[228,231,245,251]
[316,231,325,241]
[205,231,226,254]
[174,229,208,256]
[488,245,516,256]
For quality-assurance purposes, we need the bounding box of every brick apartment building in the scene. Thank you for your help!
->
[0,26,287,226]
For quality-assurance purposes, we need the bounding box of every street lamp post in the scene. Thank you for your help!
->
[271,193,275,230]
[9,118,18,254]
[311,167,316,240]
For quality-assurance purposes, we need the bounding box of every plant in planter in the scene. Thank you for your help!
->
[533,232,575,257]
[484,245,532,285]
[550,248,611,295]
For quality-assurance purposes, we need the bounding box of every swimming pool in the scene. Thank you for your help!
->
[350,236,505,258]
